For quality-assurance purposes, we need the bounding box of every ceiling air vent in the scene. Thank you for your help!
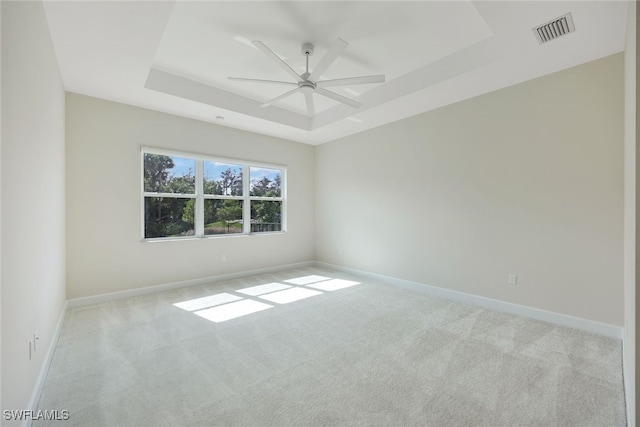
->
[533,13,575,45]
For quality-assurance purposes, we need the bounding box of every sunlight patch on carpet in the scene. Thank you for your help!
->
[284,275,331,285]
[194,299,273,322]
[258,287,323,304]
[173,293,242,312]
[306,278,361,291]
[236,282,292,296]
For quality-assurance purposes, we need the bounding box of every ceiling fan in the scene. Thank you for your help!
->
[228,38,385,116]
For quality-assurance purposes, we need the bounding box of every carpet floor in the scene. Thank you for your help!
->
[35,267,625,426]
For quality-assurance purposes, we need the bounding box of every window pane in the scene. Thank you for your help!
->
[251,200,282,233]
[250,167,281,197]
[204,161,243,196]
[144,154,195,194]
[144,197,195,238]
[204,199,243,235]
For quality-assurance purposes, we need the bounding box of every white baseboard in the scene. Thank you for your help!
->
[24,301,68,427]
[67,261,315,308]
[315,261,623,339]
[64,259,624,339]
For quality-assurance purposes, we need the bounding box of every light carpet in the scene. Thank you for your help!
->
[35,267,625,426]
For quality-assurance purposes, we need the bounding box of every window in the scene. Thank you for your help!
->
[250,167,283,233]
[142,148,285,239]
[203,161,243,236]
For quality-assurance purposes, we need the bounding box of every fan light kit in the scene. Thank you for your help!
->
[228,38,385,116]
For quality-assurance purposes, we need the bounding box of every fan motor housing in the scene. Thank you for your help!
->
[299,82,315,93]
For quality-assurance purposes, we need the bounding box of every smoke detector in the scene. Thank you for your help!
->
[533,13,575,45]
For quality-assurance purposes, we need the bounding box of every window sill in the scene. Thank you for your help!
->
[141,231,286,243]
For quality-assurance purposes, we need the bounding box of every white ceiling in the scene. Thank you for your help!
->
[43,1,628,145]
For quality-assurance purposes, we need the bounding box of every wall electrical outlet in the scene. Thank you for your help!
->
[508,274,517,285]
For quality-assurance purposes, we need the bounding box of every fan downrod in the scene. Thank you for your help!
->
[301,43,314,81]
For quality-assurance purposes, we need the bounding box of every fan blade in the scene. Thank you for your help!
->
[228,77,298,86]
[316,74,385,87]
[316,87,362,108]
[260,88,300,108]
[304,91,315,116]
[252,41,304,83]
[308,38,348,82]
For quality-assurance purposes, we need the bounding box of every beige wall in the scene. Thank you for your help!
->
[624,0,637,423]
[316,54,624,326]
[1,0,3,411]
[1,1,67,419]
[65,94,315,299]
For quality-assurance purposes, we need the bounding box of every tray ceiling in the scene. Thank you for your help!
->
[43,1,628,145]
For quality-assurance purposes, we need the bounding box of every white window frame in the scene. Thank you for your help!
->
[141,147,286,240]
